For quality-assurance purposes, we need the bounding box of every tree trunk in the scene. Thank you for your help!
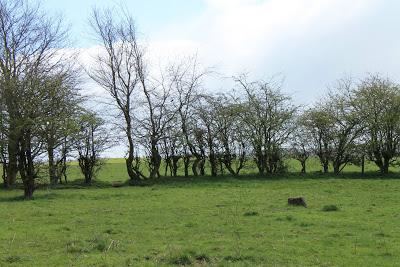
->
[125,114,141,183]
[301,161,306,173]
[183,155,190,177]
[24,179,35,199]
[333,165,340,175]
[149,144,161,179]
[192,158,199,176]
[223,157,236,176]
[333,160,341,175]
[172,156,180,177]
[255,152,265,175]
[2,162,7,188]
[19,131,36,199]
[382,156,390,174]
[84,173,92,184]
[209,154,218,177]
[164,158,171,177]
[199,159,205,176]
[206,128,217,177]
[219,160,225,176]
[361,155,365,176]
[6,135,18,186]
[48,146,57,185]
[323,161,329,173]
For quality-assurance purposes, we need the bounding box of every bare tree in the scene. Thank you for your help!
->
[160,120,182,177]
[89,6,145,184]
[195,96,219,176]
[168,56,208,177]
[136,72,178,179]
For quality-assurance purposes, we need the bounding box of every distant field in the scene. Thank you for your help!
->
[55,157,399,184]
[0,159,400,266]
[0,157,396,185]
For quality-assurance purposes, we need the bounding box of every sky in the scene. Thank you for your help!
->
[42,0,400,105]
[41,0,400,156]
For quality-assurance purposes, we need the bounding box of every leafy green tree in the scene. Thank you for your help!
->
[74,112,110,184]
[325,80,364,174]
[290,117,313,174]
[301,108,333,173]
[41,72,81,185]
[303,78,364,174]
[354,74,400,173]
[0,0,71,198]
[236,75,297,175]
[212,94,248,176]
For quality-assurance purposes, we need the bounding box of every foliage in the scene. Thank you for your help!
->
[74,112,110,184]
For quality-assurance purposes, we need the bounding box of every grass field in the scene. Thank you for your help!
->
[1,159,400,266]
[59,157,399,184]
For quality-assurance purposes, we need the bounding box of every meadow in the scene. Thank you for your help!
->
[0,159,400,266]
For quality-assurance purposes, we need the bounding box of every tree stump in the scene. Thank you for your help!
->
[288,197,307,208]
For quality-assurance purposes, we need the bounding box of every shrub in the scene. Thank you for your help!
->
[89,235,107,252]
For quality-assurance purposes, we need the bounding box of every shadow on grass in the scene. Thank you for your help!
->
[1,171,399,201]
[0,191,58,202]
[130,171,400,188]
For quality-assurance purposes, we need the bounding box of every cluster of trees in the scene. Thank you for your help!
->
[89,6,400,184]
[0,0,109,198]
[295,75,400,175]
[1,2,400,199]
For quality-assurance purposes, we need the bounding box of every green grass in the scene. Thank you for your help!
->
[61,156,400,184]
[0,159,400,266]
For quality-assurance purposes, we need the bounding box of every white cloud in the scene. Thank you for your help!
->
[78,0,400,157]
[148,0,399,103]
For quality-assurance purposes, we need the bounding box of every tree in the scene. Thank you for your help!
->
[89,6,145,184]
[41,71,81,185]
[301,108,333,173]
[196,96,219,176]
[354,74,400,174]
[160,119,182,177]
[213,94,248,176]
[168,56,207,177]
[304,78,364,174]
[75,112,110,184]
[0,0,70,198]
[290,117,312,173]
[325,79,364,174]
[236,75,297,175]
[136,69,178,179]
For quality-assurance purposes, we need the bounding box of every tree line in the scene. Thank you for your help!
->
[1,1,400,198]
